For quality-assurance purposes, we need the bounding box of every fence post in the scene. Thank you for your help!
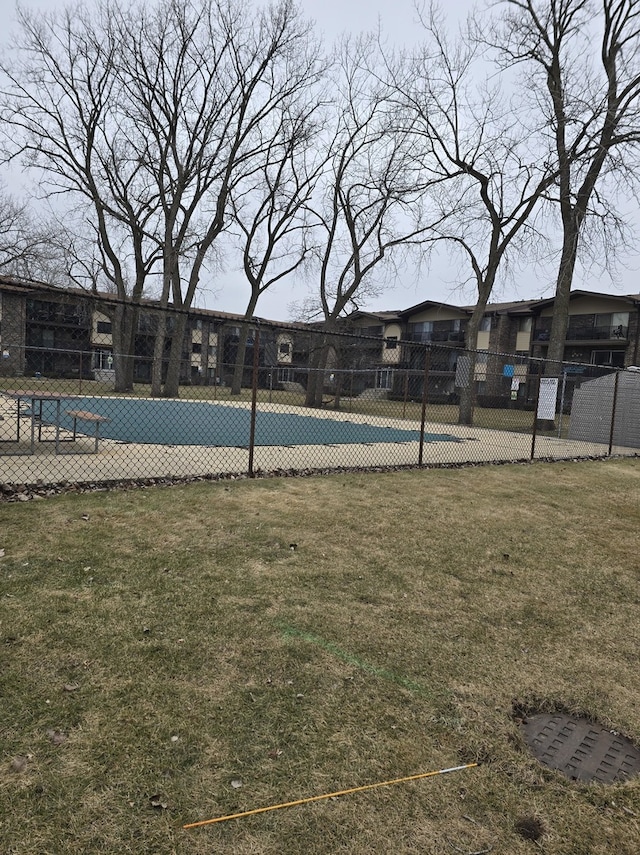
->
[557,369,567,438]
[530,373,541,460]
[418,346,431,467]
[402,369,409,419]
[248,323,260,477]
[608,370,620,456]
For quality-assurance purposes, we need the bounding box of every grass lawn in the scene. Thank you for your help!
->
[1,460,639,853]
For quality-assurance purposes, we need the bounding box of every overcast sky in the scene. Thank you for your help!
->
[1,0,639,320]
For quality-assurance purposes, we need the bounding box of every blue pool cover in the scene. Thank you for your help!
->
[39,397,461,447]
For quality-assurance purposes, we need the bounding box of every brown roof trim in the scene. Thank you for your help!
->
[0,275,302,329]
[3,275,638,327]
[345,310,403,322]
[531,289,640,311]
[398,299,471,318]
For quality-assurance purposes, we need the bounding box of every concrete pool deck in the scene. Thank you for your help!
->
[1,399,636,486]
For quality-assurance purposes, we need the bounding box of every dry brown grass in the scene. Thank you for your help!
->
[1,459,639,853]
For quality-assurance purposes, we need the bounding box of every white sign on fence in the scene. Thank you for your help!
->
[537,377,559,420]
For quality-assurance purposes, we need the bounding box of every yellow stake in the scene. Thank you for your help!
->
[183,762,479,829]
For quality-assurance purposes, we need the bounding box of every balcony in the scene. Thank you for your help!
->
[354,325,384,338]
[566,324,627,341]
[533,324,628,343]
[26,305,86,327]
[408,329,467,344]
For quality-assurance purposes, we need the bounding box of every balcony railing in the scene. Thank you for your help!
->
[534,324,628,342]
[408,330,467,344]
[566,324,627,341]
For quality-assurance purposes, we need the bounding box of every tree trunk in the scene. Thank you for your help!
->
[458,287,491,425]
[304,344,321,407]
[304,336,331,408]
[122,306,137,391]
[162,311,189,398]
[151,310,167,397]
[545,227,578,369]
[537,220,579,429]
[333,369,343,410]
[112,302,137,392]
[457,353,477,426]
[231,296,259,396]
[230,324,250,395]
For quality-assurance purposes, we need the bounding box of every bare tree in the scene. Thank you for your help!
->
[303,36,439,409]
[226,102,326,394]
[112,0,323,397]
[0,185,66,280]
[390,10,557,424]
[0,184,137,295]
[0,0,322,397]
[492,0,640,417]
[0,3,163,391]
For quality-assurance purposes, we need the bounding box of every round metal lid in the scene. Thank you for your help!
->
[520,712,640,784]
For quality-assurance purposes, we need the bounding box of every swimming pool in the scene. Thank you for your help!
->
[38,396,461,447]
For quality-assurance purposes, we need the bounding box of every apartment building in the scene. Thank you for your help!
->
[345,291,640,401]
[1,276,639,401]
[0,276,300,385]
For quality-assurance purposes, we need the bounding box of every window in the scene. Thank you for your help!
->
[27,299,54,321]
[479,316,492,332]
[591,350,625,367]
[376,368,394,389]
[96,321,112,334]
[594,313,612,328]
[612,312,629,338]
[192,342,202,354]
[408,321,433,342]
[385,336,398,349]
[357,325,384,337]
[93,349,113,370]
[518,317,533,332]
[137,313,157,333]
[440,319,466,342]
[534,318,552,340]
[62,305,83,325]
[566,312,630,340]
[278,342,291,355]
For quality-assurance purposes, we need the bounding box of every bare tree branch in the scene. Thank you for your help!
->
[388,8,557,423]
[487,0,640,395]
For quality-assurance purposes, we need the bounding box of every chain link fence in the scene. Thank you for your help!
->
[2,307,639,492]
